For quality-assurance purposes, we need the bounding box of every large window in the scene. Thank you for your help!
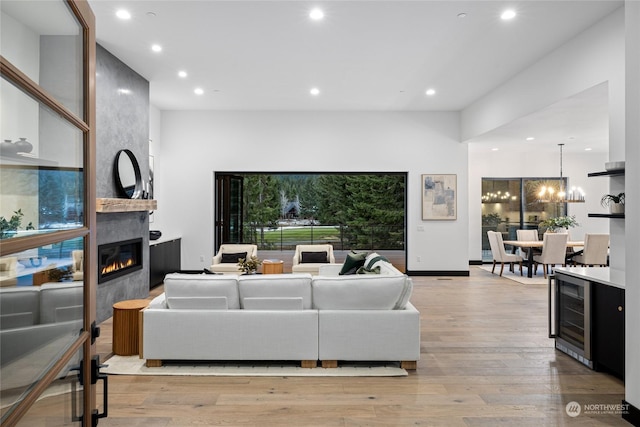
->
[215,172,406,252]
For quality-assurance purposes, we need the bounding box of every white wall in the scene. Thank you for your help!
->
[155,111,467,272]
[468,148,609,261]
[625,0,640,413]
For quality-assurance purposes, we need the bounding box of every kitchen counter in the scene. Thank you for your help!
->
[553,266,625,289]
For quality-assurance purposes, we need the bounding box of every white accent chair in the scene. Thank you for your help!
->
[291,244,335,275]
[487,231,523,277]
[533,233,568,278]
[572,234,609,267]
[0,256,18,287]
[71,250,84,281]
[210,244,258,274]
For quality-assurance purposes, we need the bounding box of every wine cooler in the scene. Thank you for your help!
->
[549,274,592,368]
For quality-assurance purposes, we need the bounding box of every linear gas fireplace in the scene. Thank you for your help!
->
[98,238,143,284]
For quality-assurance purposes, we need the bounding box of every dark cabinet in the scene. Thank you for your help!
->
[149,238,181,288]
[592,283,625,379]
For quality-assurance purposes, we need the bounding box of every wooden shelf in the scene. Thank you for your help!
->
[588,213,625,219]
[96,198,157,213]
[588,170,624,177]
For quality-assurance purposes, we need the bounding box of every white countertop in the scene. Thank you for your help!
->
[553,267,625,289]
[149,236,181,246]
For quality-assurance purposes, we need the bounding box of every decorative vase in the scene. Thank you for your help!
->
[1,140,18,155]
[610,203,624,214]
[14,137,33,153]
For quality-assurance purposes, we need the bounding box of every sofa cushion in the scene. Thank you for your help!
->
[164,273,241,309]
[0,287,40,328]
[242,297,304,310]
[312,274,410,310]
[167,296,228,310]
[39,282,84,323]
[238,273,313,309]
[300,251,328,263]
[220,252,247,263]
[339,251,367,275]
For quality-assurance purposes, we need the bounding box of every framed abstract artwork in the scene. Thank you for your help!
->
[422,174,457,220]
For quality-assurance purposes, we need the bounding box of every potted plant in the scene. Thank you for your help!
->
[0,209,34,239]
[238,256,262,274]
[600,192,625,214]
[539,215,579,233]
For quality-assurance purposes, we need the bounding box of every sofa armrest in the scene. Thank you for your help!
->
[318,264,343,276]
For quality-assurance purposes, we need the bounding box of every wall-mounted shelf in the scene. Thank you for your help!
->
[588,170,624,177]
[588,213,625,219]
[96,198,157,213]
[588,169,624,219]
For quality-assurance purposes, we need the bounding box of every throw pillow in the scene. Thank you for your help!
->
[364,252,390,271]
[220,252,247,263]
[356,265,381,274]
[339,250,367,275]
[300,251,328,263]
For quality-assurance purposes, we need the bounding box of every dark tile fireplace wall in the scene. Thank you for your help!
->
[95,44,150,323]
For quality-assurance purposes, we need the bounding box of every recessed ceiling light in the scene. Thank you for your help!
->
[492,148,499,151]
[525,137,535,141]
[425,88,436,96]
[457,13,467,18]
[178,71,188,78]
[501,10,516,20]
[116,9,131,20]
[585,147,593,151]
[194,88,204,95]
[151,44,162,53]
[309,8,324,20]
[310,87,320,96]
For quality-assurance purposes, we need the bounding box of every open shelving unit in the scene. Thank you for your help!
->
[587,169,624,219]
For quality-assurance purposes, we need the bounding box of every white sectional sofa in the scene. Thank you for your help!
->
[141,260,420,369]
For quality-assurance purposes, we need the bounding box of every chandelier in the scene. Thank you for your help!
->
[537,143,585,203]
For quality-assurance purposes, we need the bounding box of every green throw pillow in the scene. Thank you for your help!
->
[356,265,381,274]
[339,251,367,275]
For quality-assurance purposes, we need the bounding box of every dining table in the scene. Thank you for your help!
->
[502,240,584,278]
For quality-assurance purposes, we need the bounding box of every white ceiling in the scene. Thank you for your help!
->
[88,0,622,150]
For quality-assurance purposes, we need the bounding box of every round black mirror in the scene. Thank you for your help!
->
[114,149,143,199]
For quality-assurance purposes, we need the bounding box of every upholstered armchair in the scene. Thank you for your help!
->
[291,244,335,275]
[71,250,84,281]
[0,256,18,287]
[210,244,258,274]
[572,234,609,267]
[487,231,523,277]
[533,233,568,278]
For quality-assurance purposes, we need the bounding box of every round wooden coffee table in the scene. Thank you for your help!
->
[112,299,149,356]
[262,259,284,274]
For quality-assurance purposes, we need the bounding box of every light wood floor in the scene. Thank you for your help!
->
[96,267,626,426]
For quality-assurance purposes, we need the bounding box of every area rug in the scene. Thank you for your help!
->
[478,265,548,285]
[102,355,407,377]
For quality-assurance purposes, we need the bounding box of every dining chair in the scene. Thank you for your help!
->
[515,229,540,259]
[572,234,609,267]
[533,233,568,278]
[487,231,523,277]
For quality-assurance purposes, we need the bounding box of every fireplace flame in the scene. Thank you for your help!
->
[101,258,135,275]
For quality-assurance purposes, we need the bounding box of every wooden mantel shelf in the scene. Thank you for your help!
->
[96,198,157,213]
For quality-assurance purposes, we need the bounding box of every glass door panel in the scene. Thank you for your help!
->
[523,178,567,235]
[0,238,84,422]
[0,0,84,118]
[1,77,84,238]
[481,179,521,260]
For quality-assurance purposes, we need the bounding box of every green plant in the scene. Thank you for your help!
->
[482,213,501,226]
[600,192,625,207]
[0,209,35,239]
[539,215,579,230]
[238,256,262,274]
